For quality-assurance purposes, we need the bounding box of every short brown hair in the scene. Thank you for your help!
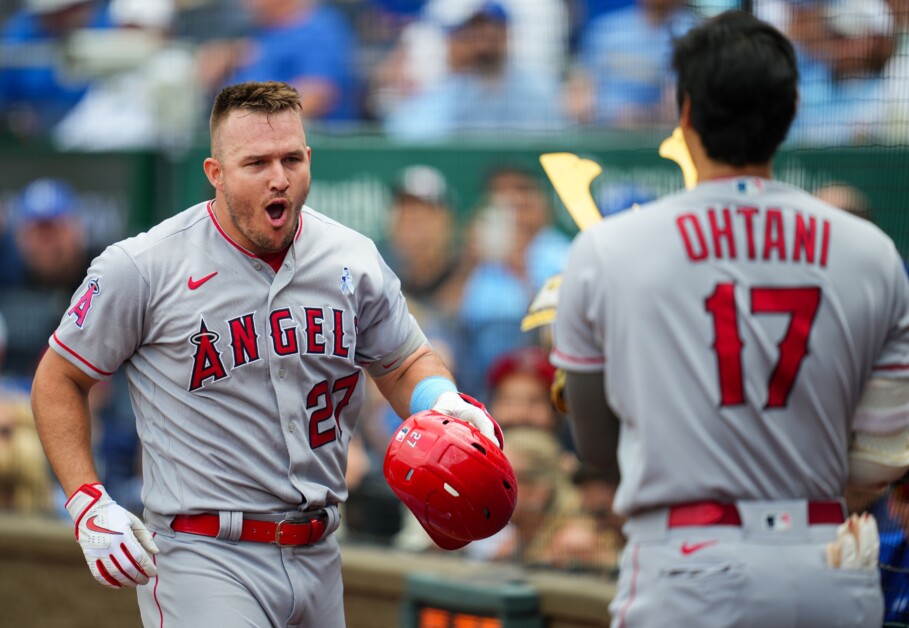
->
[209,81,304,152]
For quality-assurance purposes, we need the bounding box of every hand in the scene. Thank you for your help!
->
[65,483,159,589]
[432,391,504,448]
[825,512,879,569]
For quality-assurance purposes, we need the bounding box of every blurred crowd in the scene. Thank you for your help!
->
[0,0,908,146]
[1,0,908,581]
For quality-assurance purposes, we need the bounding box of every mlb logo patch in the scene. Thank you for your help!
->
[736,178,764,195]
[763,511,792,531]
[395,426,410,442]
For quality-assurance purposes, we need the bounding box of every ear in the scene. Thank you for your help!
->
[203,157,223,190]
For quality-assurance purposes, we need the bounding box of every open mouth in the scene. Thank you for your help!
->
[265,200,289,226]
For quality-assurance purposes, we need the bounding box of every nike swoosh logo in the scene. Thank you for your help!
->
[86,515,123,536]
[382,358,399,369]
[680,540,717,556]
[188,272,218,290]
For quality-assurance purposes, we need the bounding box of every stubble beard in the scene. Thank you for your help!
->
[222,185,308,253]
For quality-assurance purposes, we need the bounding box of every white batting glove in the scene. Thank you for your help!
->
[65,483,159,589]
[432,391,504,448]
[825,512,880,570]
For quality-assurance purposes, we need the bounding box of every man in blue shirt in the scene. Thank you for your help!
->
[198,0,357,122]
[0,0,111,136]
[571,0,700,127]
[384,2,565,141]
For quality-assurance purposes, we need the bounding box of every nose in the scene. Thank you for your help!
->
[268,161,290,192]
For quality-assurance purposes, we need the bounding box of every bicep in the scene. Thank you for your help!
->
[34,348,100,396]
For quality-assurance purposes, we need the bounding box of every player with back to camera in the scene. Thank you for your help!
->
[552,11,909,628]
[29,80,503,627]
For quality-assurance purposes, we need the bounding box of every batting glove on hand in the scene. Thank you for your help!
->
[432,391,504,449]
[825,512,880,570]
[65,483,159,589]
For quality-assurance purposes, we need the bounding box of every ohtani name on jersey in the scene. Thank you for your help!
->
[676,207,831,266]
[188,307,352,391]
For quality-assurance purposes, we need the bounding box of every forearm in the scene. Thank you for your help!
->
[373,345,455,419]
[564,370,621,484]
[31,350,100,497]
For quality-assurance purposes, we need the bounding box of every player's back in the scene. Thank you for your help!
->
[587,177,908,514]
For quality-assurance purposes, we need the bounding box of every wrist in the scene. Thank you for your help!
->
[64,483,108,521]
[410,376,458,415]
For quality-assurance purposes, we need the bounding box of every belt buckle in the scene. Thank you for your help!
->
[274,519,292,547]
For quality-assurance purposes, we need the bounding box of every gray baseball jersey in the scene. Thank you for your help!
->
[50,200,422,517]
[552,177,909,516]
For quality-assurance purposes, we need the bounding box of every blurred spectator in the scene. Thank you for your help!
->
[382,164,470,320]
[567,0,700,128]
[813,181,873,221]
[10,177,89,290]
[370,0,567,122]
[486,346,563,431]
[0,392,55,515]
[171,0,251,44]
[0,178,92,377]
[457,164,570,397]
[53,0,202,151]
[383,2,566,141]
[465,427,616,573]
[789,0,899,144]
[196,0,358,122]
[0,0,111,138]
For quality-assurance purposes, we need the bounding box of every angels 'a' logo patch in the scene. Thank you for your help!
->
[68,277,101,328]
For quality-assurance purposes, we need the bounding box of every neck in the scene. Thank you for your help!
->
[697,161,773,183]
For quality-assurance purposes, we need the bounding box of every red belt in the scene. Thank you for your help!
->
[667,501,845,528]
[171,513,328,547]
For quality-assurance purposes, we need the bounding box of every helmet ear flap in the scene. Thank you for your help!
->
[383,410,518,550]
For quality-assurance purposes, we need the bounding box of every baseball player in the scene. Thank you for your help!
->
[30,80,500,627]
[551,12,909,628]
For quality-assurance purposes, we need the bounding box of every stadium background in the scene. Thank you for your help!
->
[1,0,908,626]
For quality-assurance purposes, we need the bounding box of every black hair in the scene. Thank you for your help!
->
[672,10,798,166]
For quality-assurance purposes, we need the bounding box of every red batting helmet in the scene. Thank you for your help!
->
[384,410,518,550]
